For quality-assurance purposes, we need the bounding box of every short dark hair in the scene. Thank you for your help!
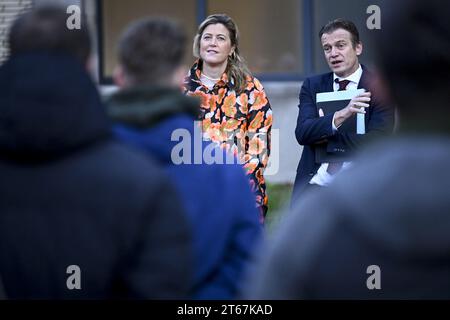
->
[117,17,186,86]
[319,19,360,48]
[8,5,91,64]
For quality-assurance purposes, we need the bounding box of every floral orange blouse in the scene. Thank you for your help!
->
[183,61,272,216]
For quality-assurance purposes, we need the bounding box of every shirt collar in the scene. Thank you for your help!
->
[333,64,363,85]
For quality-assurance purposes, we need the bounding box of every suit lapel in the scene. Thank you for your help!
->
[322,72,334,93]
[358,65,371,90]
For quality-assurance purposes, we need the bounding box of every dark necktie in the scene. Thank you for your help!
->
[336,79,351,91]
[327,79,351,175]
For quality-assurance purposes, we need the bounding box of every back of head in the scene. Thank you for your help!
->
[377,0,450,133]
[9,4,91,65]
[117,17,186,86]
[1,5,106,161]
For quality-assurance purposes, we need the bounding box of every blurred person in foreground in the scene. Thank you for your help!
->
[247,0,450,299]
[0,5,192,299]
[108,17,262,299]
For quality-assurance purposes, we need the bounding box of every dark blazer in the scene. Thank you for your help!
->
[292,66,395,201]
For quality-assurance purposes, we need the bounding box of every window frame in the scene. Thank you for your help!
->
[96,0,314,84]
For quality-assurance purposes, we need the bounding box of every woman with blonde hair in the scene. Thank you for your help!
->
[184,14,272,221]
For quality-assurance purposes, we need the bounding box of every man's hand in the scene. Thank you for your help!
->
[333,91,371,128]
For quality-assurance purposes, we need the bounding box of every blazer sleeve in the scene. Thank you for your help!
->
[295,77,335,146]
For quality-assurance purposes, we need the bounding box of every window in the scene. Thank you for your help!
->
[99,0,197,81]
[97,0,389,83]
[0,0,33,65]
[207,0,303,76]
[97,0,306,82]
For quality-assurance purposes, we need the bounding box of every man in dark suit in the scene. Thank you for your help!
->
[247,0,450,299]
[292,19,394,203]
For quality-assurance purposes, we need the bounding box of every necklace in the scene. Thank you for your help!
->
[201,72,220,81]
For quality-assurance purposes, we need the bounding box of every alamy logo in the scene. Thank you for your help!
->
[366,265,381,290]
[366,5,381,30]
[170,121,279,175]
[66,5,81,30]
[66,265,81,290]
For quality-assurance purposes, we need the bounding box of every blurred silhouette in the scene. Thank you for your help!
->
[108,17,262,299]
[0,275,5,299]
[248,0,450,299]
[0,5,192,299]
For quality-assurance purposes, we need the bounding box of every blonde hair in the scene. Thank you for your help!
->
[193,14,252,94]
